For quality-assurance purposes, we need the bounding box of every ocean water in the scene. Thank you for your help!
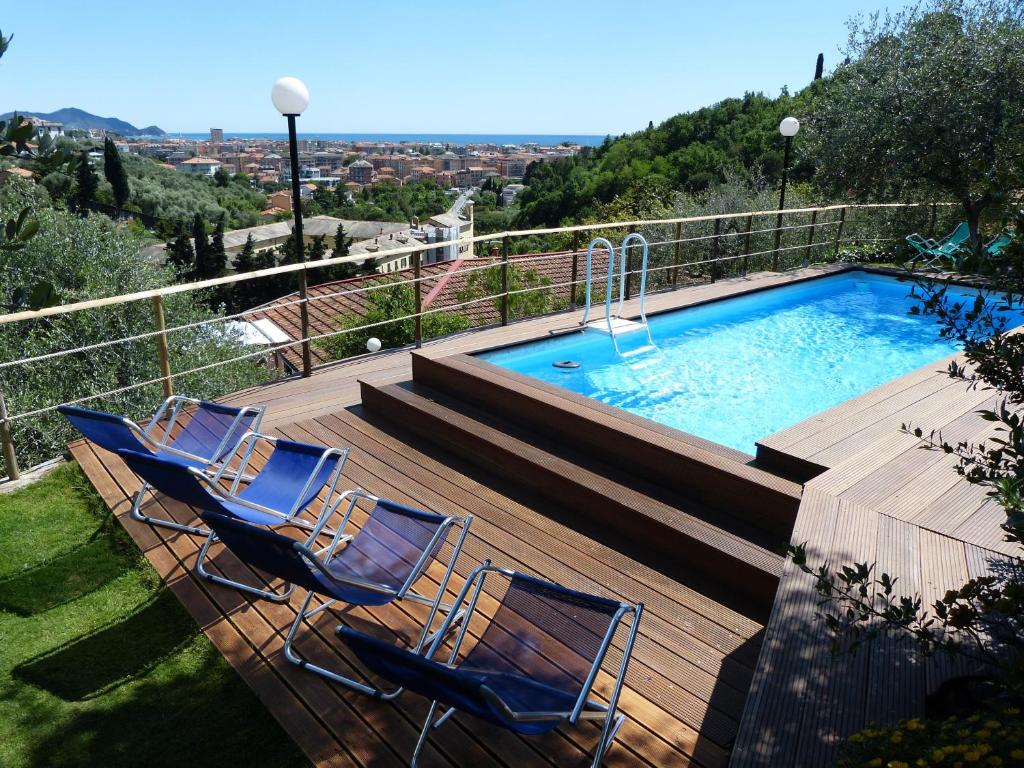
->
[175,132,605,146]
[478,272,1024,455]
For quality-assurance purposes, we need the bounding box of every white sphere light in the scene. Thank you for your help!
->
[366,337,382,353]
[271,76,310,115]
[779,116,800,137]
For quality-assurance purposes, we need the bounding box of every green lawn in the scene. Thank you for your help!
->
[0,462,309,768]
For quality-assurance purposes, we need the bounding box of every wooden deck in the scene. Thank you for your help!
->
[735,320,1018,764]
[71,268,843,767]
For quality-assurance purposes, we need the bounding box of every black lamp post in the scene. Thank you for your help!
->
[272,76,313,377]
[772,116,800,270]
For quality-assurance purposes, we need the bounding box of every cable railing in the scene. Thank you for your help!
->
[0,201,954,480]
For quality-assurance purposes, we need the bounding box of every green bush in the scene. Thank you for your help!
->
[837,708,1024,767]
[315,280,469,360]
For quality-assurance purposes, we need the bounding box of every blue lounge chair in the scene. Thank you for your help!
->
[338,562,643,767]
[198,494,471,697]
[905,221,971,270]
[117,434,348,601]
[59,398,264,535]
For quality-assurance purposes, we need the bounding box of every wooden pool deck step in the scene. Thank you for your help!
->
[359,376,785,621]
[411,353,802,541]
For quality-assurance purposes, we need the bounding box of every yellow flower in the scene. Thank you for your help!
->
[888,762,909,768]
[974,729,991,740]
[891,731,904,743]
[907,718,925,731]
[867,759,883,768]
[1004,707,1020,716]
[983,720,1000,729]
[986,757,1002,766]
[1010,750,1024,760]
[916,760,928,767]
[964,752,981,763]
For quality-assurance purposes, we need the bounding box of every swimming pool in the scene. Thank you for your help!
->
[477,272,1024,455]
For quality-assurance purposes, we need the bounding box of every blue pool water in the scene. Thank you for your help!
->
[478,272,1024,455]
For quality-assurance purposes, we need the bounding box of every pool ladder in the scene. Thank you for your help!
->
[581,234,657,358]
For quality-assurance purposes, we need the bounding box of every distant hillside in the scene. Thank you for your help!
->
[0,107,164,136]
[515,88,820,228]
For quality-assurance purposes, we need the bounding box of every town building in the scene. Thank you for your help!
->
[178,156,222,176]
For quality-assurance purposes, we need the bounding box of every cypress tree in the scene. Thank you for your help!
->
[334,222,352,258]
[814,52,824,80]
[235,232,257,272]
[167,224,195,276]
[102,137,130,213]
[202,215,227,278]
[191,212,210,278]
[73,150,99,213]
[309,234,326,261]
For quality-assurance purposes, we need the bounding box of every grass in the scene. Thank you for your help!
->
[0,462,310,768]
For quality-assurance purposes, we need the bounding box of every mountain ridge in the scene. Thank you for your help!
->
[0,107,164,136]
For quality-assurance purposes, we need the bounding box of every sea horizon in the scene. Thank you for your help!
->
[172,131,607,147]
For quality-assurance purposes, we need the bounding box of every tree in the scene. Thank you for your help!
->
[234,232,258,272]
[458,262,561,321]
[213,166,231,187]
[813,52,824,80]
[807,0,1024,259]
[308,234,326,261]
[197,215,227,279]
[317,280,469,360]
[102,137,130,213]
[190,212,210,279]
[166,224,195,275]
[72,150,99,213]
[334,222,352,258]
[0,177,270,471]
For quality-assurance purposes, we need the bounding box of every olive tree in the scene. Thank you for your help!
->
[807,0,1024,258]
[0,178,273,471]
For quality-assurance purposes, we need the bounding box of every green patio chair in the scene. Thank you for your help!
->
[905,221,971,270]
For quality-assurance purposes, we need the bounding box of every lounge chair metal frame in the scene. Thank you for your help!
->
[59,397,265,536]
[342,560,643,768]
[192,433,350,601]
[201,489,471,699]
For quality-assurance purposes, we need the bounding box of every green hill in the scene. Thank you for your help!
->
[515,88,818,228]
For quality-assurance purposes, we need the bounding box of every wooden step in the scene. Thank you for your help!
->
[411,353,802,540]
[360,378,783,613]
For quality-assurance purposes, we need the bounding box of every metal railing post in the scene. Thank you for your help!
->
[804,209,818,267]
[0,389,19,481]
[569,234,579,310]
[833,206,847,259]
[624,225,637,300]
[772,211,783,271]
[672,222,682,286]
[500,235,510,326]
[742,215,753,276]
[151,295,173,399]
[413,250,423,348]
[711,217,722,281]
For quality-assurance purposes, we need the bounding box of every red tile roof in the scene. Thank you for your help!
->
[246,250,614,370]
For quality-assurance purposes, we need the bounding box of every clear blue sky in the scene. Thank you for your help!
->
[1,0,913,135]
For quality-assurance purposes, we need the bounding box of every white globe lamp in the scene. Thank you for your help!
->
[366,337,382,353]
[778,116,800,137]
[271,77,310,116]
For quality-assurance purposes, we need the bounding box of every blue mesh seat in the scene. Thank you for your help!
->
[198,491,471,699]
[59,397,264,535]
[117,433,348,602]
[337,562,643,767]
